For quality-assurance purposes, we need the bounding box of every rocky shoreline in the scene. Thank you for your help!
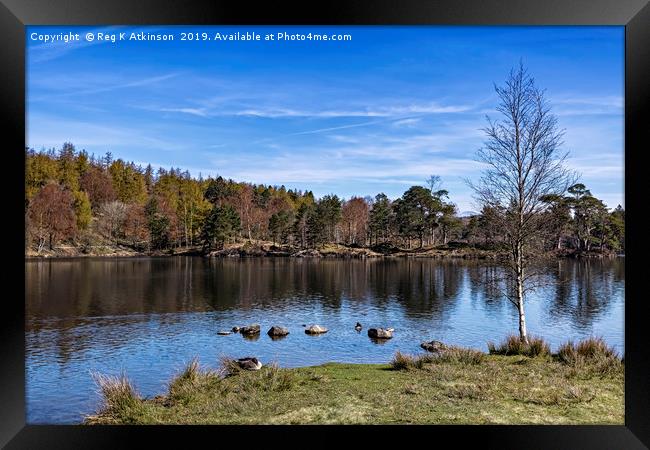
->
[25,242,620,260]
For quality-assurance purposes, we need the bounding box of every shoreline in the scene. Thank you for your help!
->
[85,338,624,425]
[25,242,621,260]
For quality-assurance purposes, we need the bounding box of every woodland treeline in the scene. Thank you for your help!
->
[25,144,624,255]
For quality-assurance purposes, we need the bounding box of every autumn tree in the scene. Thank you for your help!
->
[469,63,576,344]
[123,203,150,248]
[27,183,77,252]
[80,165,116,209]
[341,197,369,245]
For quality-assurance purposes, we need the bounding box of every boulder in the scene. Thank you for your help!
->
[236,357,262,370]
[421,340,447,353]
[368,328,393,339]
[293,249,322,258]
[267,326,290,337]
[231,326,241,333]
[240,324,261,335]
[305,325,328,334]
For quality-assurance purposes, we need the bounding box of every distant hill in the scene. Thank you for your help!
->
[458,210,479,218]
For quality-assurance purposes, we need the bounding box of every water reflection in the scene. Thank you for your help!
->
[25,256,624,424]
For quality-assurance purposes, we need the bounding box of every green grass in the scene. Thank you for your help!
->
[86,341,623,425]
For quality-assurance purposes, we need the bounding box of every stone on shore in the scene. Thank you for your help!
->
[305,325,328,334]
[240,324,261,335]
[421,340,447,353]
[267,326,290,337]
[368,328,393,339]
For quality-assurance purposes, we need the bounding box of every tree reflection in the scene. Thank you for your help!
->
[26,256,624,371]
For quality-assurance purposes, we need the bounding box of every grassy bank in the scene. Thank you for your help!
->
[86,338,623,425]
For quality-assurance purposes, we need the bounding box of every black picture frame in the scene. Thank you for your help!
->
[2,0,648,448]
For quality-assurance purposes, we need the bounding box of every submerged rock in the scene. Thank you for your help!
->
[305,325,328,334]
[267,326,290,337]
[421,340,447,353]
[217,331,232,335]
[236,357,262,370]
[368,328,393,339]
[240,324,261,335]
[355,322,362,331]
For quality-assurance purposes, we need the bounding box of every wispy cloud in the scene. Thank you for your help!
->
[551,95,623,116]
[392,118,422,127]
[151,101,472,119]
[30,73,180,101]
[158,107,209,117]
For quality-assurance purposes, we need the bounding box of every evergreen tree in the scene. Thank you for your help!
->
[201,204,241,251]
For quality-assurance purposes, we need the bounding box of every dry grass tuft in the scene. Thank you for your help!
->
[87,371,142,423]
[390,351,417,370]
[168,358,218,405]
[557,337,622,377]
[436,346,485,365]
[488,335,550,357]
[218,354,243,377]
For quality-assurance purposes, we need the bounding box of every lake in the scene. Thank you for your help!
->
[25,256,624,424]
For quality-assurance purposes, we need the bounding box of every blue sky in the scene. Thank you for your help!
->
[26,26,624,213]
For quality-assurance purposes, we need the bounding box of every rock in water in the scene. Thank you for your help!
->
[240,324,261,335]
[267,326,289,337]
[421,340,447,353]
[217,331,232,335]
[368,328,393,339]
[236,357,262,370]
[305,325,328,334]
[232,326,241,333]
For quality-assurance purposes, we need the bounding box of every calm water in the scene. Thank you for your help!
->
[25,257,624,424]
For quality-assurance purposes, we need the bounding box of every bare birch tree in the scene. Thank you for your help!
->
[469,63,577,343]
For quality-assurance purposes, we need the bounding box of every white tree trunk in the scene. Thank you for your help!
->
[516,264,528,344]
